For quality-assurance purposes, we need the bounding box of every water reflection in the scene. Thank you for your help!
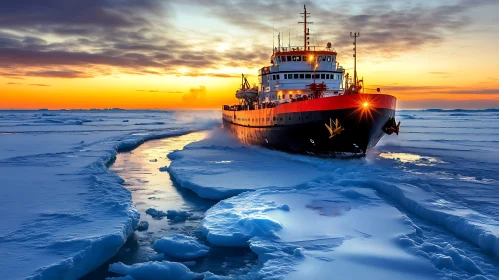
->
[82,132,255,279]
[379,152,444,166]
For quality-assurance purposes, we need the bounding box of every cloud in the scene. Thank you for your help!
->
[182,86,207,102]
[0,0,497,80]
[136,90,183,93]
[189,0,498,58]
[29,84,50,87]
[430,72,451,75]
[24,69,93,78]
[6,82,22,85]
[371,85,499,95]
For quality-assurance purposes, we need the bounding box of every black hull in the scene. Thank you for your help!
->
[223,108,395,155]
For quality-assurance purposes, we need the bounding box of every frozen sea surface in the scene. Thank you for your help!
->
[166,109,499,280]
[1,109,499,280]
[0,110,219,280]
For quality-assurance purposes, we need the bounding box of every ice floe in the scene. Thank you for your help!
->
[108,261,198,280]
[153,234,209,259]
[0,110,219,279]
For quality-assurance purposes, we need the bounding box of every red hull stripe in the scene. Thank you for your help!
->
[274,94,397,114]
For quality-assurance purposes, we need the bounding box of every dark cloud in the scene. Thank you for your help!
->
[24,70,93,78]
[0,0,497,79]
[182,86,207,102]
[189,0,498,58]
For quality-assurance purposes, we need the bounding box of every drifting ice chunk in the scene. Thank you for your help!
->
[136,221,149,231]
[201,197,287,247]
[167,209,192,222]
[145,208,167,219]
[153,234,209,259]
[108,261,198,280]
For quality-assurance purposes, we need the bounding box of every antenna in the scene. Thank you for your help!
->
[350,32,360,86]
[288,25,291,48]
[298,5,313,51]
[278,32,280,52]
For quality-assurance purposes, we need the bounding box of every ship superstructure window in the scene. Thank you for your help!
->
[293,56,301,61]
[321,74,325,79]
[299,74,304,79]
[294,74,299,79]
[287,56,291,61]
[327,56,332,62]
[305,74,311,79]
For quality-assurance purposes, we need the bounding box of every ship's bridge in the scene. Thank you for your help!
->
[271,48,339,72]
[258,46,345,103]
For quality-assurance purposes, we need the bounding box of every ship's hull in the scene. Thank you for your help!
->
[222,94,397,155]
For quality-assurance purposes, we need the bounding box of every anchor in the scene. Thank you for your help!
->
[325,118,344,139]
[383,117,400,135]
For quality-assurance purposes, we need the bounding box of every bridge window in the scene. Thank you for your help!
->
[305,74,311,79]
[302,56,306,61]
[314,74,319,79]
[299,74,304,79]
[293,56,301,61]
[294,74,299,79]
[321,74,325,79]
[326,74,330,79]
[327,56,332,62]
[281,56,286,62]
[322,56,326,61]
[287,56,291,61]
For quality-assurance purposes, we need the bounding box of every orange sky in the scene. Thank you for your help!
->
[1,1,499,110]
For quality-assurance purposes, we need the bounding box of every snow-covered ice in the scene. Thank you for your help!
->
[168,109,499,280]
[167,130,327,199]
[3,109,499,280]
[0,110,218,279]
[153,234,210,259]
[108,261,198,280]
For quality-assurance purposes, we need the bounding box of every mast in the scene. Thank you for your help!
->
[350,32,360,85]
[298,5,312,51]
